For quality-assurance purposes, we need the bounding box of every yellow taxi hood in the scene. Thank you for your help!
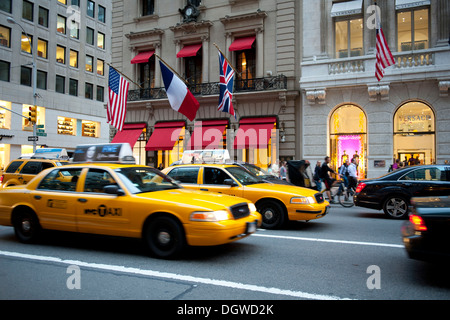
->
[135,188,249,210]
[245,183,319,197]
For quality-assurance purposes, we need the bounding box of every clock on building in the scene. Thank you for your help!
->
[179,3,200,23]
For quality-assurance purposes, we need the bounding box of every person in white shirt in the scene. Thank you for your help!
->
[347,158,358,189]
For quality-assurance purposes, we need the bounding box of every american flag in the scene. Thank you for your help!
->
[218,51,236,118]
[375,23,395,81]
[107,66,129,131]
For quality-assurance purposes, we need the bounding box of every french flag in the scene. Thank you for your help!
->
[159,61,199,121]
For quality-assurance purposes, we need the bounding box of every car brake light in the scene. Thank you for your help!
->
[0,175,3,184]
[355,182,366,193]
[409,214,427,231]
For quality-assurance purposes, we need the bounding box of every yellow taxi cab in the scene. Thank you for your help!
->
[162,163,330,229]
[0,143,261,259]
[1,148,69,188]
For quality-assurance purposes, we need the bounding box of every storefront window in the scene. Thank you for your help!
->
[330,104,367,178]
[0,100,11,129]
[393,101,435,165]
[81,120,99,137]
[57,116,76,135]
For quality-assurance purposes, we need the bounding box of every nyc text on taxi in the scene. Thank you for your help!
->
[0,144,261,259]
[163,164,329,229]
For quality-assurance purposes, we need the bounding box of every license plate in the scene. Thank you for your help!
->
[246,221,257,234]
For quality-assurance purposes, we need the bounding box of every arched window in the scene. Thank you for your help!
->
[393,101,435,165]
[330,104,367,178]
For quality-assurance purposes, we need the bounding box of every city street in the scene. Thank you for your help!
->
[1,203,450,304]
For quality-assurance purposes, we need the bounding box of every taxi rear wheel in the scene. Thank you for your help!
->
[257,201,285,229]
[12,209,41,243]
[144,216,186,259]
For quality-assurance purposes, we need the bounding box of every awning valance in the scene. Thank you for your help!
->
[131,50,155,64]
[188,120,228,149]
[330,0,363,17]
[176,44,202,58]
[111,123,146,148]
[234,117,277,149]
[145,121,185,151]
[395,0,430,10]
[228,36,256,51]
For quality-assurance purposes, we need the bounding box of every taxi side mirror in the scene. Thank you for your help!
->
[104,185,125,196]
[223,179,238,187]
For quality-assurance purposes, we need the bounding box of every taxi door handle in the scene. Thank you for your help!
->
[200,188,209,191]
[34,195,41,200]
[78,198,87,203]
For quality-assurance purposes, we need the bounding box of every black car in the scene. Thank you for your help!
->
[354,165,450,219]
[402,196,450,261]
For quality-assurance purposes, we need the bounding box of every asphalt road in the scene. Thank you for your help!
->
[1,203,450,305]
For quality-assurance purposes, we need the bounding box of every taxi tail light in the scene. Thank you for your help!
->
[0,175,3,184]
[355,182,366,193]
[409,214,427,232]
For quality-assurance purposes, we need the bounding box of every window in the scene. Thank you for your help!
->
[97,32,105,49]
[84,169,117,193]
[71,0,80,6]
[96,86,104,102]
[86,27,94,45]
[37,70,47,90]
[37,168,83,192]
[70,49,78,68]
[335,18,363,58]
[82,120,99,137]
[85,83,93,99]
[400,168,444,181]
[57,116,75,135]
[139,56,156,89]
[23,0,34,22]
[166,167,199,184]
[143,0,154,16]
[21,33,32,54]
[69,78,78,96]
[96,59,104,75]
[87,0,95,18]
[38,7,49,27]
[85,55,93,72]
[185,54,202,93]
[0,0,12,13]
[57,15,66,34]
[20,66,32,86]
[397,8,429,51]
[37,39,48,58]
[69,21,79,39]
[236,49,255,90]
[56,45,66,64]
[58,0,67,4]
[0,60,10,82]
[203,168,231,185]
[56,75,65,93]
[98,5,105,23]
[0,25,10,48]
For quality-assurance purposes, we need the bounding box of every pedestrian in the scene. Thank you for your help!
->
[279,161,287,180]
[313,161,322,191]
[347,157,358,190]
[338,159,350,188]
[392,158,400,170]
[157,163,164,170]
[319,156,336,203]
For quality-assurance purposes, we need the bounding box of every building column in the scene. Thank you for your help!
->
[155,43,161,88]
[256,28,264,78]
[202,35,209,83]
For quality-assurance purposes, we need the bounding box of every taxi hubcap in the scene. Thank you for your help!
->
[264,210,274,220]
[157,231,171,245]
[22,220,31,232]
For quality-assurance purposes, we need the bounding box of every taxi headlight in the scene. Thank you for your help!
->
[290,196,315,204]
[248,203,257,213]
[190,210,232,222]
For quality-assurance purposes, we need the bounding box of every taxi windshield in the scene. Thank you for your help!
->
[115,167,181,194]
[225,166,264,185]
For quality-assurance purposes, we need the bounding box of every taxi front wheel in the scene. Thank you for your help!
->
[144,216,186,259]
[257,200,285,229]
[12,209,41,243]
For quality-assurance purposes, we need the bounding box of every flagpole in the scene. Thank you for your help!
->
[107,63,143,89]
[213,43,240,76]
[154,53,189,85]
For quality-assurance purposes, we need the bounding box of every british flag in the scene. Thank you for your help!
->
[218,51,236,118]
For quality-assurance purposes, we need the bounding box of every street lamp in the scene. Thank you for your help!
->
[7,17,37,152]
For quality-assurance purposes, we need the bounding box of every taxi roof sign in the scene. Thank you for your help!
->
[29,148,69,160]
[72,143,135,164]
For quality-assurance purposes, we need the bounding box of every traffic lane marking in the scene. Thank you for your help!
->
[252,233,404,248]
[0,250,352,300]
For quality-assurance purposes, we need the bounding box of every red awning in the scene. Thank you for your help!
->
[131,50,155,64]
[176,44,202,58]
[234,117,277,149]
[145,121,185,151]
[111,123,146,148]
[228,36,256,51]
[188,120,228,149]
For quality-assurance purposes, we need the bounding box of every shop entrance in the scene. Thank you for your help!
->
[329,104,367,178]
[393,101,435,165]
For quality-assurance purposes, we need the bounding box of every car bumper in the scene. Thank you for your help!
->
[185,213,261,246]
[401,223,450,261]
[287,203,330,221]
[354,194,381,210]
